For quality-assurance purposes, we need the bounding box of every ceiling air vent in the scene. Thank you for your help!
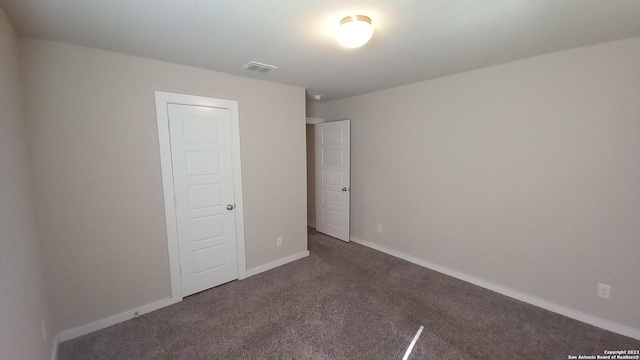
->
[243,61,278,73]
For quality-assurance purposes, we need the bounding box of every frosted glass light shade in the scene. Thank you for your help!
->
[337,15,373,48]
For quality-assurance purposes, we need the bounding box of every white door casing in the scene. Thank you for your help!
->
[315,120,350,242]
[155,91,246,301]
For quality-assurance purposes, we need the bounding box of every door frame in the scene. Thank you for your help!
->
[155,91,247,302]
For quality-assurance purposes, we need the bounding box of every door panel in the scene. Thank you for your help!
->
[169,104,237,296]
[188,184,222,209]
[322,189,343,207]
[315,120,350,242]
[322,169,343,186]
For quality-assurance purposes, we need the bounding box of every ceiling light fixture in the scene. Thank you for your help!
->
[337,15,373,48]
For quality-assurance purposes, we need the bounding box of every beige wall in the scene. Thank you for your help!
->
[305,95,322,118]
[20,38,307,334]
[320,37,640,329]
[0,10,54,360]
[306,125,315,226]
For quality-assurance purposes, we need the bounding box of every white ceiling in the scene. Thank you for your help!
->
[2,0,640,101]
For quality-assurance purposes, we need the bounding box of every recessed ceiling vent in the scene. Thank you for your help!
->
[243,61,278,73]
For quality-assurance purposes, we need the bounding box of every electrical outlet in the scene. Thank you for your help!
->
[376,225,382,233]
[597,283,611,299]
[276,236,282,247]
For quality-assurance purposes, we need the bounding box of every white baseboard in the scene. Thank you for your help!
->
[53,251,310,345]
[57,297,179,343]
[53,251,310,344]
[350,236,640,340]
[245,251,310,278]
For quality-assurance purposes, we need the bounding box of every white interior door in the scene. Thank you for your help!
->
[168,103,238,296]
[315,120,350,242]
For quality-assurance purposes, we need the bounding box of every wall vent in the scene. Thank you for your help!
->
[243,61,278,73]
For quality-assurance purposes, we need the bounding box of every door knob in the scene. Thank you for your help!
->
[226,204,234,210]
[342,187,349,192]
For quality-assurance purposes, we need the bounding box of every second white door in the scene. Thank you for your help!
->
[315,120,350,242]
[169,103,238,296]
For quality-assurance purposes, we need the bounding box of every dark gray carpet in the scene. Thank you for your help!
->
[58,228,639,359]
